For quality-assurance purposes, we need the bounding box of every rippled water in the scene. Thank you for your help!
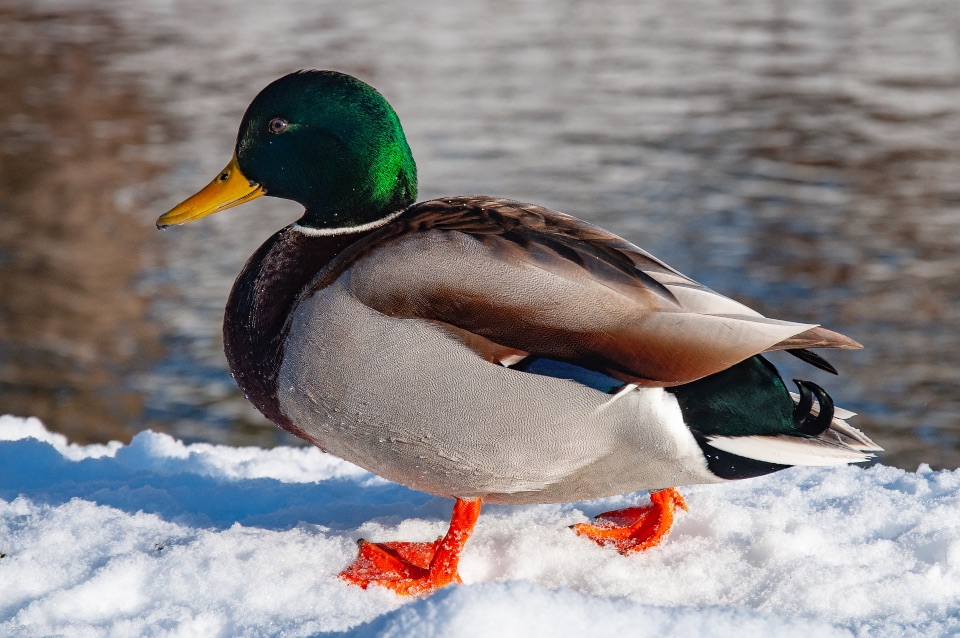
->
[2,0,959,468]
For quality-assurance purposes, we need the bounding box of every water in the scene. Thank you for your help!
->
[1,0,959,468]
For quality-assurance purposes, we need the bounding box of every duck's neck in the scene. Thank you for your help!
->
[290,207,406,236]
[222,224,378,437]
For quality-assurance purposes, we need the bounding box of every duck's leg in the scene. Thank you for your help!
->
[572,488,686,554]
[339,498,481,596]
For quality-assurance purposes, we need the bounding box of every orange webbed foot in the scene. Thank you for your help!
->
[572,488,687,554]
[339,498,481,596]
[339,538,445,588]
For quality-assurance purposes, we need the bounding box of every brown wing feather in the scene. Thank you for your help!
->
[313,196,860,386]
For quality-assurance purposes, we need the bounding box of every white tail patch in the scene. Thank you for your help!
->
[820,419,883,452]
[705,434,874,466]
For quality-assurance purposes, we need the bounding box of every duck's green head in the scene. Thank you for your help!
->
[157,70,417,230]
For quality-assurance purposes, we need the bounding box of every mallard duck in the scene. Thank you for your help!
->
[157,70,881,596]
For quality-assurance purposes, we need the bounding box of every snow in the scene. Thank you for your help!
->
[1,415,958,637]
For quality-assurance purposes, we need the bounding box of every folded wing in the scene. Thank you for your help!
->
[327,197,860,387]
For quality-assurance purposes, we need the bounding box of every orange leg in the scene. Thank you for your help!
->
[339,498,481,596]
[572,488,687,554]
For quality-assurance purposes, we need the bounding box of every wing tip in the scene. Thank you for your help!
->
[774,326,863,351]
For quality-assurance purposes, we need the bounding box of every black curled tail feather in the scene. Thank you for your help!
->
[792,380,835,436]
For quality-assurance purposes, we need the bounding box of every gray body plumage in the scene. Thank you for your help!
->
[278,277,721,504]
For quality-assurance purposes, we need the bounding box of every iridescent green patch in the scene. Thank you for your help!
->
[235,70,417,229]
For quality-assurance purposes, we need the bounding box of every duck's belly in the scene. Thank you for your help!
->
[276,280,720,504]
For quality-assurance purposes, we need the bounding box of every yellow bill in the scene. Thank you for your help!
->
[157,155,266,228]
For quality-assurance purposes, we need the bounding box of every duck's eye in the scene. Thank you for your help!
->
[268,117,288,134]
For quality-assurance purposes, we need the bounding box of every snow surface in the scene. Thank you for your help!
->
[1,415,958,637]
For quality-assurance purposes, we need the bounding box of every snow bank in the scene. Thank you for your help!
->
[1,415,957,637]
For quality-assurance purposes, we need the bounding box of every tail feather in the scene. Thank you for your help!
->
[704,391,882,467]
[789,391,857,420]
[705,433,875,466]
